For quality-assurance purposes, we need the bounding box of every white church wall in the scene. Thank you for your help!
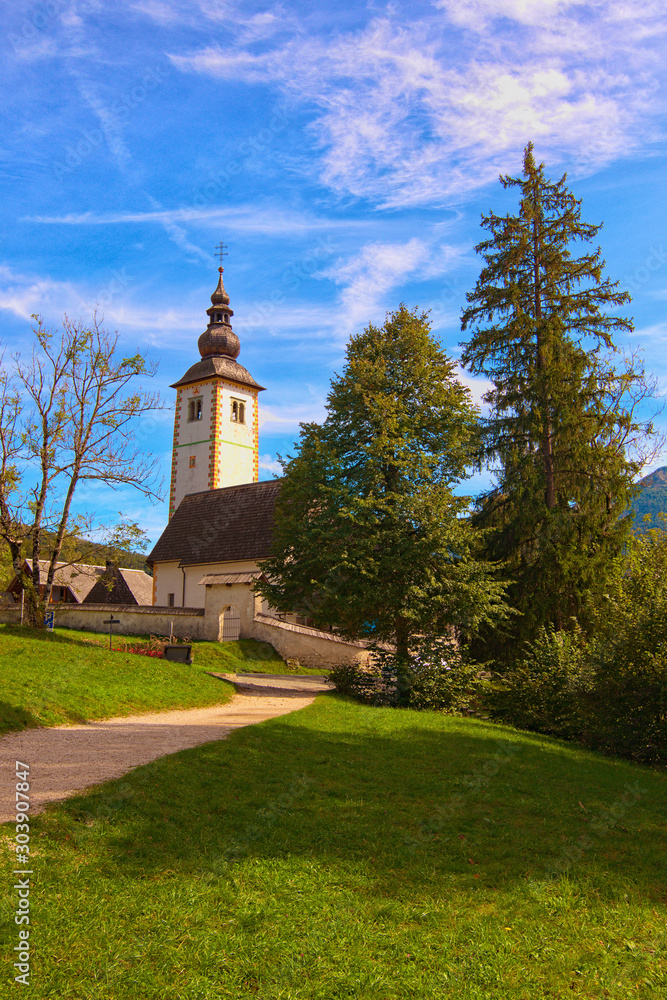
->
[0,591,370,670]
[153,558,263,608]
[215,382,257,486]
[7,603,208,640]
[201,581,370,667]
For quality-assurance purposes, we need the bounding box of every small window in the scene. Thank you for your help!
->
[215,312,222,322]
[230,398,245,424]
[189,455,196,468]
[187,398,203,422]
[167,593,175,607]
[224,313,229,323]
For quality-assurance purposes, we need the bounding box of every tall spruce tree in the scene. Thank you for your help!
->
[257,306,507,691]
[460,143,654,652]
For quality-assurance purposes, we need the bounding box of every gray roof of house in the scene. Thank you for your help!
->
[147,480,282,567]
[7,561,152,604]
[83,566,154,606]
[24,561,102,601]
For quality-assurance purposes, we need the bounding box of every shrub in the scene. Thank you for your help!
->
[490,623,591,740]
[489,549,667,765]
[328,636,485,714]
[585,645,667,765]
[327,661,386,702]
[582,525,667,765]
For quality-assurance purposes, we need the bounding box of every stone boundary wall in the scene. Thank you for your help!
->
[249,613,370,670]
[0,595,369,669]
[0,603,206,639]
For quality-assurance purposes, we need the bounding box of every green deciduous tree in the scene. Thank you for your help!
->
[460,143,658,654]
[257,306,507,698]
[0,314,162,625]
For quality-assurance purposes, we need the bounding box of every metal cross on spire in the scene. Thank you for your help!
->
[214,242,228,267]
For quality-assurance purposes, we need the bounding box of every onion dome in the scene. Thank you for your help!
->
[197,268,240,359]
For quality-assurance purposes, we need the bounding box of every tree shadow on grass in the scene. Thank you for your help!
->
[0,701,43,735]
[36,697,667,902]
[0,624,106,649]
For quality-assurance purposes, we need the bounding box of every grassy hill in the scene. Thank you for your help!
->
[0,624,237,733]
[631,466,667,532]
[0,624,322,735]
[1,694,664,998]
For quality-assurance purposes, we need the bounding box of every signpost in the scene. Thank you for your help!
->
[103,616,121,649]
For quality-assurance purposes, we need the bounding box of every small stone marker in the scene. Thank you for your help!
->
[163,644,193,665]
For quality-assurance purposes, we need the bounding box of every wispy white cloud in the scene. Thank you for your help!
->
[633,321,667,345]
[171,2,667,206]
[24,204,369,236]
[0,263,191,340]
[258,453,283,476]
[0,265,92,323]
[127,0,295,33]
[324,237,431,333]
[453,366,493,413]
[73,77,132,172]
[259,398,327,435]
[145,195,211,264]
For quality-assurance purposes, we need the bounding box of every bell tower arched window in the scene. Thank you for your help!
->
[187,398,203,422]
[230,398,245,424]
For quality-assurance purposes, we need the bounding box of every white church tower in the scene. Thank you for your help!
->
[168,265,265,518]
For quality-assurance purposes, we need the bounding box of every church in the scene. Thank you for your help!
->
[147,263,281,613]
[145,264,370,669]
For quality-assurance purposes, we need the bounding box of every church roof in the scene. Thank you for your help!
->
[147,479,282,567]
[170,355,265,391]
[171,266,265,391]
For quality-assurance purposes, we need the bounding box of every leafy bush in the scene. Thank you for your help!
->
[328,636,485,713]
[490,624,591,740]
[327,661,387,702]
[488,528,667,765]
[583,525,667,764]
[584,645,667,764]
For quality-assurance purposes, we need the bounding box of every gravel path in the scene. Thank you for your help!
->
[0,673,332,823]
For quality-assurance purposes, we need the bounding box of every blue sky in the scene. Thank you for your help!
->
[2,0,667,548]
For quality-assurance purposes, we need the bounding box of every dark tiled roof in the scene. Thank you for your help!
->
[83,566,154,606]
[147,480,282,567]
[6,560,152,605]
[171,356,265,391]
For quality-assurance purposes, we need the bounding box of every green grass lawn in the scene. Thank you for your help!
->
[1,695,664,998]
[0,624,246,734]
[56,626,325,676]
